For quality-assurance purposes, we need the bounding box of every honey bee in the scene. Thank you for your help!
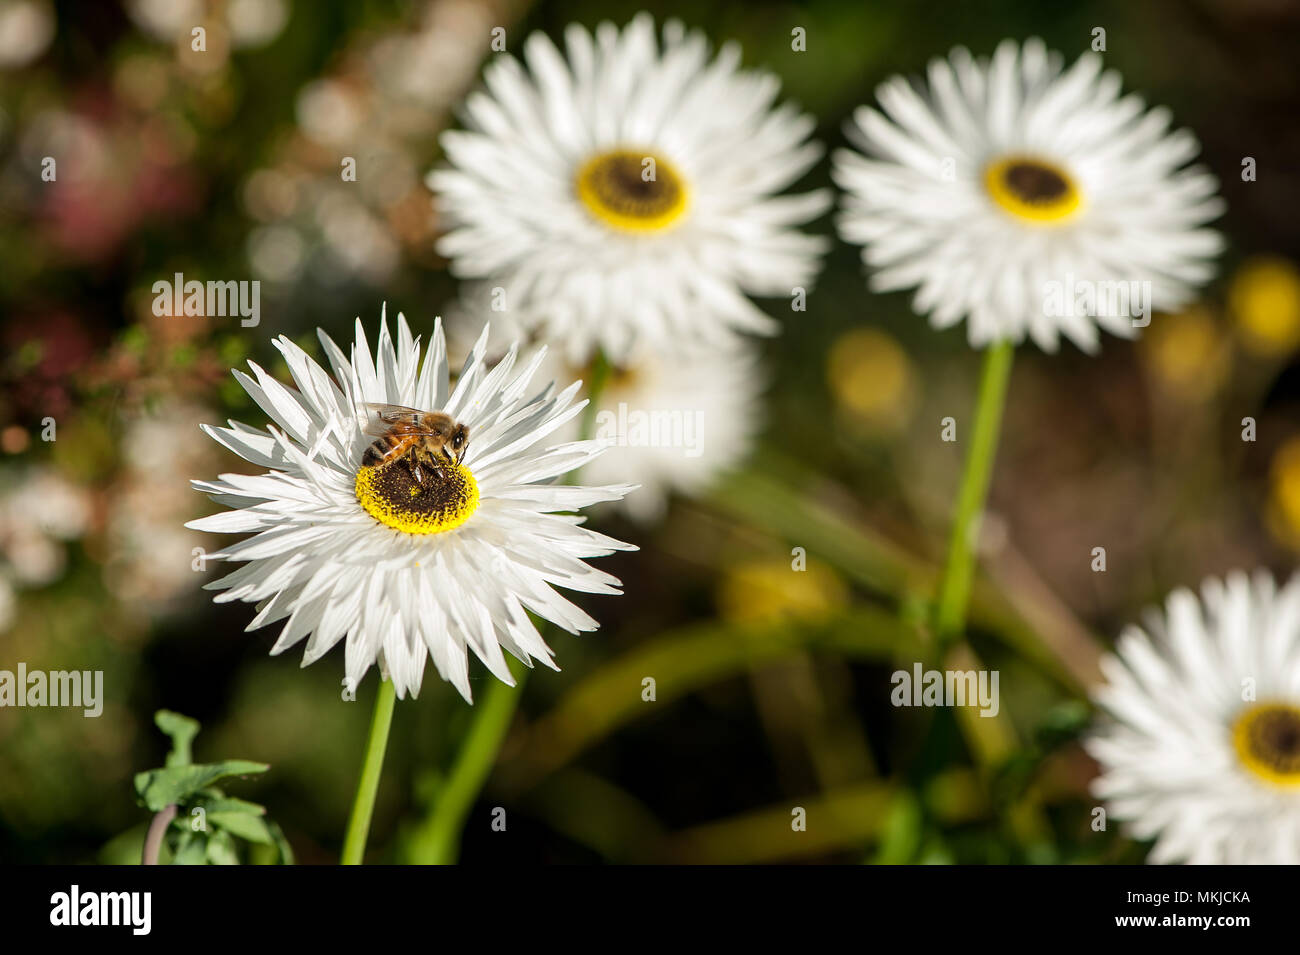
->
[360,402,470,486]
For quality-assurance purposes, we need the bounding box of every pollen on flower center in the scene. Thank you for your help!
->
[983,155,1082,224]
[355,456,479,535]
[575,148,689,232]
[1232,702,1300,788]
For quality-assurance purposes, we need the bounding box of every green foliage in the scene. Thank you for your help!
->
[130,710,292,865]
[134,761,270,812]
[156,710,200,767]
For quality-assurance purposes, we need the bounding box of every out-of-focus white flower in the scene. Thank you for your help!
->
[1087,570,1300,864]
[834,38,1223,352]
[430,13,829,364]
[448,293,762,523]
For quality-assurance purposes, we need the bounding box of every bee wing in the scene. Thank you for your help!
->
[362,402,425,423]
[360,402,420,436]
[360,402,448,437]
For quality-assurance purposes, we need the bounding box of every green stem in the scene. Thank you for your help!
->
[933,340,1015,645]
[340,677,397,864]
[141,804,177,865]
[581,350,612,438]
[566,350,612,484]
[405,662,526,864]
[407,351,612,864]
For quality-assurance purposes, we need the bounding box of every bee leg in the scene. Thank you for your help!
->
[416,448,442,483]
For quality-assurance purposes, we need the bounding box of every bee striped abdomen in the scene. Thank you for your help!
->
[363,432,419,467]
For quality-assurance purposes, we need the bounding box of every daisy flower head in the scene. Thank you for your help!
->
[447,289,763,523]
[429,12,831,364]
[1086,570,1300,864]
[832,38,1225,352]
[577,340,763,523]
[188,307,636,702]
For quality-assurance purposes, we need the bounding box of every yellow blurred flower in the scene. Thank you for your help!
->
[1268,437,1300,551]
[827,328,916,431]
[1230,256,1300,357]
[1142,306,1229,401]
[717,557,849,625]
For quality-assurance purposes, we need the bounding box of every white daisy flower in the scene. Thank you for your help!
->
[188,308,636,702]
[832,38,1224,352]
[1085,570,1300,864]
[579,342,762,523]
[429,12,831,364]
[446,294,763,523]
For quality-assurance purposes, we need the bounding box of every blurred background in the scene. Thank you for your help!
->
[2,0,1300,864]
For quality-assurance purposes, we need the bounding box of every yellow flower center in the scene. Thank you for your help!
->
[355,457,479,535]
[1232,702,1300,788]
[983,155,1082,224]
[575,148,689,233]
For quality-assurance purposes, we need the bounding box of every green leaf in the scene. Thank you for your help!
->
[134,760,269,812]
[205,829,240,865]
[194,796,267,816]
[97,824,148,866]
[208,811,273,845]
[709,465,1098,693]
[170,831,209,866]
[266,820,295,865]
[154,710,201,768]
[248,820,295,865]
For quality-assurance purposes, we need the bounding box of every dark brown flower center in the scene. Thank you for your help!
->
[575,149,688,232]
[354,456,478,535]
[1002,161,1070,203]
[1233,702,1300,785]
